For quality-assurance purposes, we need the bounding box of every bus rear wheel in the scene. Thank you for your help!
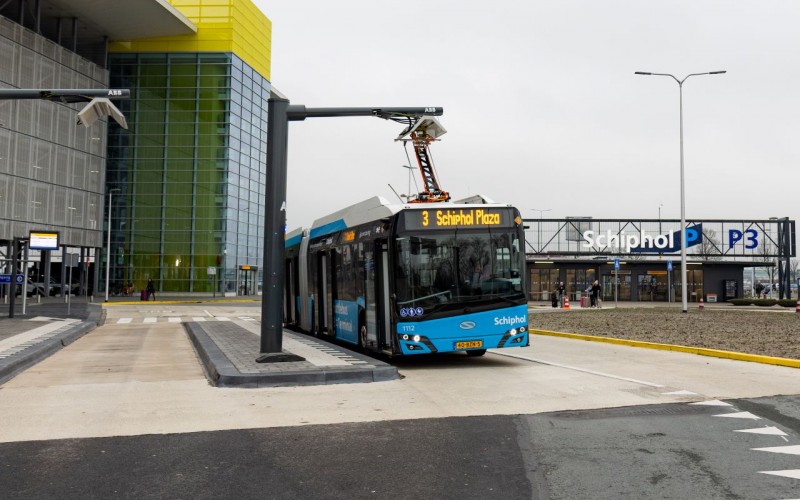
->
[359,323,368,350]
[466,349,487,357]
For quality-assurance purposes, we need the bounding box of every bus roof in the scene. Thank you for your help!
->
[307,195,516,240]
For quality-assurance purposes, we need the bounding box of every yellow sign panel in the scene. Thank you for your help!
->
[406,208,514,230]
[29,231,59,250]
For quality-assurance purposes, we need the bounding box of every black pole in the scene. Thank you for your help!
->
[257,102,443,361]
[9,238,18,318]
[259,97,290,356]
[0,89,130,101]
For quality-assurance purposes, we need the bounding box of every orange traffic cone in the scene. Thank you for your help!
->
[564,296,570,310]
[699,297,704,310]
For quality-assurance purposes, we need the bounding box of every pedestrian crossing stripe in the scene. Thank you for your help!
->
[115,317,256,324]
[758,470,800,479]
[752,445,800,455]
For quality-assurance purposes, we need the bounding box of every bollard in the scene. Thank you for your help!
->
[796,299,800,314]
[699,296,704,310]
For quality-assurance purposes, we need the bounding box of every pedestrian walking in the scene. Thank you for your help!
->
[146,278,156,301]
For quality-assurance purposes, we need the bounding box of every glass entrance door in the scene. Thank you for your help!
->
[602,273,631,301]
[638,271,668,301]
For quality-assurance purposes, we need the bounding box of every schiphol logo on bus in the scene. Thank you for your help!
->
[459,321,477,330]
[493,315,527,326]
[400,307,425,318]
[582,224,703,253]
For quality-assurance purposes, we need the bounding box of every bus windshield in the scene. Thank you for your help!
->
[394,230,525,311]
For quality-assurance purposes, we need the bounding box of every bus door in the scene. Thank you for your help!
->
[284,258,296,326]
[316,251,332,335]
[376,240,392,350]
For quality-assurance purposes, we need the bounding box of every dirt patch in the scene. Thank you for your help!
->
[529,307,800,360]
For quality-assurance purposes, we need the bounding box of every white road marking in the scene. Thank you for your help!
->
[168,317,182,323]
[752,445,800,455]
[758,470,800,479]
[191,317,206,322]
[493,351,665,388]
[204,310,214,317]
[143,317,157,323]
[689,399,732,406]
[734,426,787,436]
[117,318,132,324]
[662,390,698,396]
[713,411,760,420]
[216,317,231,321]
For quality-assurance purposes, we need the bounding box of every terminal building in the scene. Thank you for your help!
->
[1,2,796,303]
[523,217,796,303]
[0,0,272,297]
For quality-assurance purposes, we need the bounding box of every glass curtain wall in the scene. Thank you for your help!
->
[107,53,267,294]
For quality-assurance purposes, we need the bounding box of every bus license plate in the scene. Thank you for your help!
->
[456,340,483,350]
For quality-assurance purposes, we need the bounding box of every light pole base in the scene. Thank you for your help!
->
[255,352,306,363]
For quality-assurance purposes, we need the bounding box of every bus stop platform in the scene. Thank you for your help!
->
[185,321,399,388]
[0,297,399,388]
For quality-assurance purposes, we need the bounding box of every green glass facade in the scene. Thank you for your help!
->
[107,53,268,294]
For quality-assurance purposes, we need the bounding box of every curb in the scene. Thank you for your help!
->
[0,319,99,385]
[530,329,800,369]
[184,322,399,388]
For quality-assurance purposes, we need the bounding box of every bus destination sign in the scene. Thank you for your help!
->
[404,208,515,230]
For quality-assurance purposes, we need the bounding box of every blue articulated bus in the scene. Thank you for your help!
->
[284,196,529,357]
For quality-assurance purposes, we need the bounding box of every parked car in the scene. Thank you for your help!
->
[13,280,45,297]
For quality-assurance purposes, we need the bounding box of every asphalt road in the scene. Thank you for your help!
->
[2,398,799,499]
[1,302,799,499]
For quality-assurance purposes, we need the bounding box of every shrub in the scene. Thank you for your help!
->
[729,298,797,307]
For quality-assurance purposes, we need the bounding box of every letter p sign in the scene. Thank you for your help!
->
[685,227,700,245]
[728,229,758,250]
[728,229,743,249]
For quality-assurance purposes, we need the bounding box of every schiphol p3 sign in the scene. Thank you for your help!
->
[582,224,704,253]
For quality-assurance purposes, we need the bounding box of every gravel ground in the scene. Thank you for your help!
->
[529,306,800,360]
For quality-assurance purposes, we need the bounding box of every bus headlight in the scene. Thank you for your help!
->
[413,335,421,342]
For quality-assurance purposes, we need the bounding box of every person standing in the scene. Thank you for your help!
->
[591,280,601,308]
[146,278,156,301]
[557,281,566,308]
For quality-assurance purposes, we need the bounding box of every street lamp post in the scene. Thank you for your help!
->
[635,70,726,313]
[530,208,551,253]
[104,188,120,302]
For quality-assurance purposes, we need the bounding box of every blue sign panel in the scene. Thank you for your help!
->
[0,274,24,284]
[667,260,673,271]
[629,224,704,253]
[614,258,620,270]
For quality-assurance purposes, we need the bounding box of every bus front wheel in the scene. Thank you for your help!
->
[466,349,487,357]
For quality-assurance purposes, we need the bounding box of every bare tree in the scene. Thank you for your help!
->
[693,228,722,260]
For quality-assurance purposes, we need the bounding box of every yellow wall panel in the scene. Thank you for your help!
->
[109,0,271,80]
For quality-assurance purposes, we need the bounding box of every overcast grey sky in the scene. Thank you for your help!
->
[254,0,799,230]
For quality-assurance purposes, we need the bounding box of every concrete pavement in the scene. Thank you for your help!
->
[1,295,795,389]
[0,295,398,387]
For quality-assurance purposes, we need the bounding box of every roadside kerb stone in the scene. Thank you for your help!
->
[184,321,399,388]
